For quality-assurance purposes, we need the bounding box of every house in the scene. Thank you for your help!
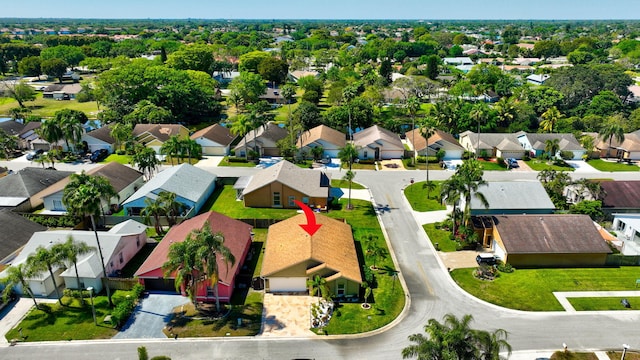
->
[261,213,362,295]
[459,131,526,159]
[0,168,73,212]
[42,83,82,100]
[474,214,611,268]
[122,163,216,218]
[593,130,640,160]
[18,121,42,150]
[353,125,404,160]
[0,120,25,137]
[611,214,640,255]
[405,128,464,160]
[288,70,320,83]
[240,160,333,209]
[526,74,550,85]
[297,125,346,159]
[190,124,236,156]
[0,209,46,265]
[212,71,240,84]
[259,88,284,104]
[41,162,144,214]
[81,124,116,153]
[233,122,288,158]
[2,220,147,296]
[443,57,474,66]
[133,124,190,154]
[516,132,586,160]
[135,211,253,301]
[469,181,555,219]
[600,181,640,217]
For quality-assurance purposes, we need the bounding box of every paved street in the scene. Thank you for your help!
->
[2,162,640,359]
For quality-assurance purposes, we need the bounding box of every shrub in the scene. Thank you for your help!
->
[116,149,126,155]
[416,156,427,163]
[496,157,505,166]
[523,153,531,161]
[110,295,136,327]
[496,262,514,273]
[132,283,145,298]
[227,157,248,163]
[560,151,574,160]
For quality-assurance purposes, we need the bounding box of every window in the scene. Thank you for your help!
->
[119,253,124,264]
[363,150,368,158]
[337,283,345,296]
[288,196,296,207]
[273,192,281,207]
[52,200,64,211]
[302,197,309,204]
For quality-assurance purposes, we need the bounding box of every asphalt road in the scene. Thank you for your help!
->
[3,163,640,359]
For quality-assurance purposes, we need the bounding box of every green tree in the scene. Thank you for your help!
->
[41,58,68,83]
[600,116,625,159]
[140,197,166,235]
[18,56,42,78]
[228,72,267,108]
[456,159,488,224]
[365,242,388,270]
[425,55,439,80]
[281,84,297,146]
[1,264,40,310]
[131,145,160,180]
[56,236,93,304]
[0,128,18,160]
[293,101,322,132]
[123,100,174,125]
[544,138,560,159]
[160,135,182,166]
[55,109,87,151]
[3,81,36,108]
[165,44,215,74]
[157,191,184,226]
[162,236,200,306]
[257,57,289,86]
[27,246,66,305]
[110,122,133,152]
[229,115,253,159]
[37,119,64,151]
[540,106,563,133]
[40,45,85,67]
[419,117,437,198]
[307,275,329,303]
[569,200,604,220]
[339,142,358,209]
[238,51,270,73]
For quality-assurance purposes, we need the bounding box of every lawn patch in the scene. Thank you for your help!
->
[423,224,457,252]
[103,154,131,165]
[568,296,640,311]
[218,156,257,167]
[404,181,445,211]
[525,160,575,172]
[207,185,297,220]
[586,159,640,172]
[331,179,365,189]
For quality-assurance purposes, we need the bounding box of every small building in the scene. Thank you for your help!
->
[81,124,116,153]
[353,125,404,160]
[296,124,346,159]
[405,128,464,160]
[469,181,556,219]
[594,130,640,160]
[611,214,640,255]
[601,181,640,217]
[133,124,190,154]
[0,209,46,265]
[190,123,236,156]
[526,74,550,85]
[459,131,526,159]
[261,213,362,295]
[42,83,82,100]
[0,167,73,212]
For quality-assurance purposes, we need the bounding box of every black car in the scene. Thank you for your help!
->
[26,149,44,160]
[476,253,498,266]
[89,149,109,163]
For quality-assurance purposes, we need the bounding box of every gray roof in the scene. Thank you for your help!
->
[86,123,115,144]
[0,120,25,136]
[0,210,46,262]
[122,163,216,206]
[520,133,585,152]
[462,132,525,152]
[234,122,288,151]
[471,181,555,211]
[353,125,403,150]
[242,160,331,198]
[0,168,73,204]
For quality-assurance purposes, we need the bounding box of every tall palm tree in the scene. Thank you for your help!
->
[600,118,625,159]
[339,142,359,210]
[55,236,93,304]
[440,176,465,236]
[456,159,488,224]
[281,84,297,147]
[544,138,560,160]
[1,264,40,310]
[365,242,388,270]
[229,114,252,159]
[469,102,488,159]
[110,122,133,153]
[63,174,117,307]
[494,97,516,128]
[140,198,166,235]
[540,106,563,133]
[27,246,65,305]
[476,328,513,360]
[193,221,235,313]
[37,119,63,151]
[157,191,184,226]
[131,145,159,180]
[419,117,437,199]
[163,239,200,307]
[342,170,356,210]
[161,135,182,165]
[406,96,421,166]
[307,275,329,304]
[58,115,84,152]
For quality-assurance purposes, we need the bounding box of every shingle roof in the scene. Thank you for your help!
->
[88,162,143,193]
[122,163,216,206]
[0,120,25,136]
[0,167,73,199]
[234,122,288,150]
[242,160,331,198]
[134,211,252,284]
[190,123,236,146]
[133,124,188,143]
[522,133,584,152]
[405,128,463,152]
[353,125,403,150]
[18,121,41,137]
[601,181,640,209]
[296,125,346,149]
[594,130,640,152]
[86,124,115,144]
[492,214,611,254]
[471,181,555,211]
[0,210,46,261]
[260,214,362,284]
[462,132,525,152]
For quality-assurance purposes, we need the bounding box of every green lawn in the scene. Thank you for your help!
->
[218,156,257,167]
[0,94,100,118]
[402,158,443,171]
[206,185,297,219]
[331,179,365,189]
[477,159,509,171]
[451,267,640,311]
[568,296,640,311]
[586,159,640,172]
[103,154,131,165]
[404,181,445,211]
[343,162,377,170]
[551,352,598,360]
[423,224,458,252]
[525,160,575,172]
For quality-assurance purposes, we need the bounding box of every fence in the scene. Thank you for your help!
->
[605,254,640,266]
[107,278,139,291]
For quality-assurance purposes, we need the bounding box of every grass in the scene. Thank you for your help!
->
[0,94,100,118]
[423,223,458,252]
[404,181,445,211]
[342,162,377,170]
[402,158,443,171]
[568,297,640,311]
[331,179,365,189]
[551,351,598,360]
[119,243,156,278]
[586,159,640,172]
[218,156,257,167]
[450,267,640,311]
[607,351,640,360]
[525,159,575,172]
[207,185,298,220]
[103,154,131,165]
[477,159,509,171]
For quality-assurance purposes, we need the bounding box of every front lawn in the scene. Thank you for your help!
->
[103,154,131,165]
[218,156,257,167]
[477,159,508,171]
[402,158,443,171]
[586,159,640,172]
[342,162,377,170]
[207,185,298,220]
[404,181,445,212]
[568,296,640,311]
[451,267,640,311]
[331,179,365,189]
[423,224,458,252]
[525,159,575,172]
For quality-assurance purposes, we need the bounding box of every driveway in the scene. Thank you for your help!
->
[566,160,599,173]
[112,293,190,339]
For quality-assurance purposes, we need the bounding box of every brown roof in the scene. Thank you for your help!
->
[86,124,115,144]
[135,211,253,283]
[242,160,331,198]
[261,214,362,284]
[492,215,611,255]
[190,124,236,146]
[594,130,640,152]
[353,125,403,150]
[296,125,346,148]
[601,181,640,209]
[18,121,41,137]
[133,124,188,143]
[405,128,463,152]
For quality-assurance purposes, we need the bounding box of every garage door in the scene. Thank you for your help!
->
[143,278,179,293]
[268,277,307,292]
[493,241,507,263]
[202,146,227,156]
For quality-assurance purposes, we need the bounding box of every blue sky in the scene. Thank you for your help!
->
[3,0,640,20]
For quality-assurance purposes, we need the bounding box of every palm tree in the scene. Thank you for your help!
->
[110,122,133,153]
[27,246,65,305]
[580,134,595,159]
[157,191,184,226]
[63,174,117,307]
[544,138,560,160]
[342,170,356,210]
[131,145,160,180]
[180,138,201,163]
[193,221,235,313]
[540,106,563,133]
[163,239,200,307]
[456,159,488,225]
[1,264,40,310]
[406,96,421,166]
[227,90,243,116]
[378,265,399,292]
[229,114,252,159]
[140,198,166,235]
[338,143,358,209]
[0,128,18,160]
[58,115,84,152]
[600,118,625,159]
[469,102,488,159]
[161,135,182,165]
[476,328,513,360]
[440,176,465,236]
[37,119,63,151]
[366,242,388,270]
[307,275,329,303]
[281,84,297,147]
[494,97,516,128]
[55,236,93,304]
[419,117,437,199]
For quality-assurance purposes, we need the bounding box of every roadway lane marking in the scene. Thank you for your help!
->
[417,261,434,296]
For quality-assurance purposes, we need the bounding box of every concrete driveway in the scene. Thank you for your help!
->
[112,293,189,339]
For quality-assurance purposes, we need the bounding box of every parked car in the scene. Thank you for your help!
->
[89,149,109,163]
[26,149,44,160]
[476,253,498,266]
[507,158,519,168]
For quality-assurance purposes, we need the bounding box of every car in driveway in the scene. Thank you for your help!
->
[476,253,498,266]
[507,158,519,168]
[26,149,44,160]
[89,149,109,163]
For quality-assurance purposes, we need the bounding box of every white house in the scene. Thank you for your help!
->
[81,124,116,153]
[526,74,550,85]
[353,125,404,160]
[612,214,640,255]
[190,124,236,156]
[516,132,586,160]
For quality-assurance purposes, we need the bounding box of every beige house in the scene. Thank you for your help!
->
[297,125,346,159]
[261,213,362,296]
[459,131,526,159]
[233,122,288,157]
[405,128,464,160]
[190,124,236,156]
[133,124,190,154]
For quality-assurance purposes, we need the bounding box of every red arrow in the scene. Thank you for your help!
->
[294,200,322,236]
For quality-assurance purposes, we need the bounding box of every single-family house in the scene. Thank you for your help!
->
[526,74,550,85]
[474,214,611,268]
[233,122,288,158]
[133,124,190,154]
[443,57,474,66]
[611,213,640,255]
[459,131,526,159]
[261,213,362,295]
[0,209,46,264]
[0,120,25,137]
[18,121,42,150]
[0,167,73,212]
[288,70,320,83]
[600,181,640,217]
[593,130,640,160]
[297,125,346,159]
[240,160,333,209]
[405,128,464,160]
[353,125,404,160]
[259,88,284,104]
[213,71,240,84]
[42,83,81,100]
[190,124,236,156]
[41,162,144,214]
[135,211,253,301]
[81,124,116,153]
[468,181,555,219]
[122,163,216,218]
[1,220,147,296]
[516,132,586,160]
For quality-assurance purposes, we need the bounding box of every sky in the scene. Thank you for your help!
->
[3,0,640,20]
